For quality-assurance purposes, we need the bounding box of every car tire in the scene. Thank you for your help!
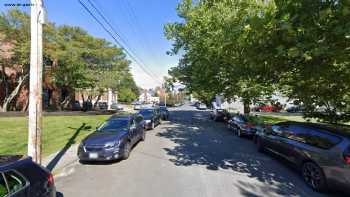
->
[256,137,265,153]
[301,162,327,192]
[122,142,131,160]
[141,130,146,141]
[237,129,242,137]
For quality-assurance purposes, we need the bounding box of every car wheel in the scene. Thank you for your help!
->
[122,142,131,160]
[301,162,327,192]
[237,129,242,137]
[141,130,146,141]
[253,135,257,144]
[256,137,265,153]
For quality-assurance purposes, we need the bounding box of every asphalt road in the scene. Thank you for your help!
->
[55,104,332,197]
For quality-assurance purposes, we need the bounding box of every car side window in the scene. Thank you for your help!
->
[0,174,9,197]
[306,129,341,149]
[3,171,26,195]
[284,125,308,143]
[271,125,284,136]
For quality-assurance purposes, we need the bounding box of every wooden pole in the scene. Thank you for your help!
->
[28,0,44,164]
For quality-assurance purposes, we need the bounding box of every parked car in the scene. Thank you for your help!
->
[72,100,81,111]
[110,102,123,111]
[134,104,142,110]
[252,101,281,112]
[0,155,56,197]
[210,108,226,121]
[97,102,108,111]
[197,103,207,110]
[227,114,259,138]
[286,105,305,113]
[160,106,169,120]
[78,114,145,161]
[138,107,161,130]
[82,100,93,111]
[255,121,350,193]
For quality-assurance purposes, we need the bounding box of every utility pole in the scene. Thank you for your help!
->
[28,0,46,164]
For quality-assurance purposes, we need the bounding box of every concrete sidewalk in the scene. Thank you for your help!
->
[43,144,80,177]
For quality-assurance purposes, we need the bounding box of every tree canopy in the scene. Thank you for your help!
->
[0,9,139,110]
[165,0,350,123]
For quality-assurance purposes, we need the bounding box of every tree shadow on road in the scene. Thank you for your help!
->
[46,123,91,171]
[157,110,330,197]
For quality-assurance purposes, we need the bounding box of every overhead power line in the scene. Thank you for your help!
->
[119,0,162,80]
[78,0,162,85]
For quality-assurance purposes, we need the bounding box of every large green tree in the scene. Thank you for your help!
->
[0,9,139,111]
[166,0,350,122]
[165,0,275,113]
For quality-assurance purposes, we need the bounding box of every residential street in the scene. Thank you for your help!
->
[55,104,330,197]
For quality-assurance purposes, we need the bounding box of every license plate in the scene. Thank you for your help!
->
[89,153,98,159]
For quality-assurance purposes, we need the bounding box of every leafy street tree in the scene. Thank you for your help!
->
[0,9,138,111]
[0,9,30,112]
[165,0,350,122]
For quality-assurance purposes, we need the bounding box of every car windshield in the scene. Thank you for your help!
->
[139,109,153,118]
[97,119,129,132]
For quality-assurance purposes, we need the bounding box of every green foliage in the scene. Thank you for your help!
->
[166,0,350,122]
[0,9,139,109]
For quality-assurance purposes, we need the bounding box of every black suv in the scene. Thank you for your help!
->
[138,108,161,130]
[0,156,56,197]
[256,122,350,194]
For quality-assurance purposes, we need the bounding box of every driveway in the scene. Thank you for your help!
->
[55,104,333,197]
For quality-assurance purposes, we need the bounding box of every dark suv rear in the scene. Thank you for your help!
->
[256,122,350,193]
[0,156,56,197]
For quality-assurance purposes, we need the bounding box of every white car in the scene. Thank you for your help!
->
[197,103,207,110]
[111,103,123,111]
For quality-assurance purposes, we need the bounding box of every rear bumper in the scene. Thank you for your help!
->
[144,121,153,129]
[323,166,350,193]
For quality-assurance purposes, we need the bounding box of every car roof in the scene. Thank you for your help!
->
[0,155,29,170]
[279,121,350,139]
[140,107,155,110]
[108,114,133,120]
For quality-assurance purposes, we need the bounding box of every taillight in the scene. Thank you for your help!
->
[245,123,254,129]
[343,147,350,165]
[344,156,350,165]
[47,173,54,187]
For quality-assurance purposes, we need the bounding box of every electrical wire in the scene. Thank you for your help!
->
[78,0,162,85]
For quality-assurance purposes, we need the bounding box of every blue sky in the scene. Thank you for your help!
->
[0,0,181,88]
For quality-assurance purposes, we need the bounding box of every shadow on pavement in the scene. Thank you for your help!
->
[157,109,329,197]
[47,123,91,171]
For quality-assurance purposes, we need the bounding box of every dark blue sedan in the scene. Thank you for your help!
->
[0,156,56,197]
[78,114,145,162]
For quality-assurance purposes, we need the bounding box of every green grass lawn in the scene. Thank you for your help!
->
[257,115,307,124]
[0,115,111,156]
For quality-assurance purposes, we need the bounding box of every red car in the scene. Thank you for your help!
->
[253,102,281,112]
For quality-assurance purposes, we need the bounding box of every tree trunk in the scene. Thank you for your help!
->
[93,95,101,109]
[243,99,251,115]
[1,74,29,112]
